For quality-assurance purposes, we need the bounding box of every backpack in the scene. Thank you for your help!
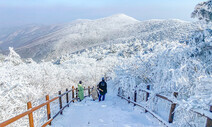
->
[100,81,106,87]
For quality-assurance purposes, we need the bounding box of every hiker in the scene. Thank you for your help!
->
[97,77,107,101]
[91,85,98,101]
[78,81,84,101]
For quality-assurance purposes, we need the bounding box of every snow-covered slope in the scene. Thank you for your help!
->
[0,25,61,50]
[0,14,199,61]
[0,30,211,126]
[52,81,163,127]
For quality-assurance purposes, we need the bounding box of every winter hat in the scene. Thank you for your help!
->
[79,81,82,84]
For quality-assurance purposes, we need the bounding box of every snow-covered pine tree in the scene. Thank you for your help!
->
[190,0,212,73]
[191,0,212,23]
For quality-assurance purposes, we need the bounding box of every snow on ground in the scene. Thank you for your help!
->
[52,81,163,127]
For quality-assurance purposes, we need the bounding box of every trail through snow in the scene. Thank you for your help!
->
[51,82,163,127]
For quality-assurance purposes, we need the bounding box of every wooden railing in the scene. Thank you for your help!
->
[118,85,212,127]
[0,86,92,127]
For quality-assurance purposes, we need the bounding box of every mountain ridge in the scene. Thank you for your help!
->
[0,14,200,61]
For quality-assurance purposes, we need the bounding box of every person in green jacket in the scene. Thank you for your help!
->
[78,81,84,101]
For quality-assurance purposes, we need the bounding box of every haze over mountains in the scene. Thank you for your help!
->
[0,14,200,61]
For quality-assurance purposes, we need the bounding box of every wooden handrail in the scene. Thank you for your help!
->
[0,86,93,127]
[140,88,212,120]
[119,86,212,126]
[191,108,212,121]
[59,89,73,97]
[0,96,59,126]
[41,119,53,127]
[118,94,170,127]
[140,89,174,103]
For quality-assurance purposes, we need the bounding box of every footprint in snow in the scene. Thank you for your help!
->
[101,105,107,108]
[124,125,131,127]
[99,119,104,122]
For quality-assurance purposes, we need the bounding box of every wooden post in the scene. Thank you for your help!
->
[72,86,75,102]
[84,87,86,96]
[76,88,78,101]
[146,85,150,101]
[66,88,69,107]
[58,91,63,115]
[118,87,120,96]
[121,88,123,99]
[145,85,150,112]
[168,92,178,123]
[128,97,130,104]
[134,90,137,106]
[27,102,34,127]
[206,106,212,127]
[46,95,51,125]
[88,86,91,97]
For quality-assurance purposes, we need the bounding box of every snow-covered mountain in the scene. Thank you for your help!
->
[0,15,211,126]
[0,14,200,61]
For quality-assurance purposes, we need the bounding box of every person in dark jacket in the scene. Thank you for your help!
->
[98,77,107,101]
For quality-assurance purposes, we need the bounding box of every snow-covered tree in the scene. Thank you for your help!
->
[0,53,5,62]
[4,47,23,65]
[191,0,212,23]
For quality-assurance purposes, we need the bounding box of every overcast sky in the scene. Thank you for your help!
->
[0,0,204,28]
